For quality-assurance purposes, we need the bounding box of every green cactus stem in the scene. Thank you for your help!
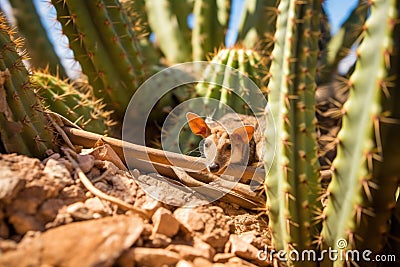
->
[145,0,192,64]
[320,0,398,260]
[192,0,231,61]
[8,0,67,77]
[264,0,322,263]
[33,71,113,135]
[318,0,369,83]
[237,0,278,49]
[51,0,147,119]
[0,14,56,158]
[119,0,160,67]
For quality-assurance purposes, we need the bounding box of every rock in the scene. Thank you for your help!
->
[66,202,93,220]
[213,253,235,263]
[139,194,162,217]
[148,233,172,248]
[8,212,44,234]
[130,247,181,267]
[167,237,215,261]
[176,260,194,267]
[38,198,65,222]
[228,257,259,267]
[229,235,269,266]
[192,257,213,267]
[43,159,74,188]
[42,153,60,165]
[152,207,180,237]
[174,206,230,250]
[85,197,111,216]
[0,215,144,267]
[131,169,140,179]
[0,164,24,201]
[77,154,95,173]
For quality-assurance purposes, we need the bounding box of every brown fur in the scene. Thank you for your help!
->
[187,112,264,174]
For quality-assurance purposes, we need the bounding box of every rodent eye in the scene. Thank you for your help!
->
[204,140,211,148]
[226,144,231,150]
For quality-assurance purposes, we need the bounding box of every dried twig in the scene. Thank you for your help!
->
[62,147,150,220]
[62,126,265,183]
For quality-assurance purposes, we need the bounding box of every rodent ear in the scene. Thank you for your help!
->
[232,125,254,143]
[186,112,211,138]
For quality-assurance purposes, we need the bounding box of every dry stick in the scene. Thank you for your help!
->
[129,157,265,209]
[62,126,265,183]
[62,147,150,220]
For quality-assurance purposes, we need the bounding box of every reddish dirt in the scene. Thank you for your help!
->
[0,152,274,267]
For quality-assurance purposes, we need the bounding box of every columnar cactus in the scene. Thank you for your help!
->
[321,0,399,257]
[192,0,231,61]
[237,0,278,48]
[51,0,147,119]
[0,14,56,158]
[33,71,114,135]
[8,0,67,77]
[145,0,193,63]
[264,0,322,262]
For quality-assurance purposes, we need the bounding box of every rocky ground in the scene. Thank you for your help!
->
[0,147,274,267]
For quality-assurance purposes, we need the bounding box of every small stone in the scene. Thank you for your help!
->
[149,233,172,248]
[43,159,73,187]
[174,208,205,232]
[131,247,181,267]
[77,154,95,173]
[66,202,93,220]
[174,206,230,250]
[152,207,180,238]
[193,257,213,267]
[140,194,162,217]
[38,198,65,222]
[8,212,43,234]
[131,169,140,179]
[213,253,235,263]
[229,235,269,266]
[176,260,194,267]
[167,238,215,261]
[84,197,110,216]
[42,153,60,165]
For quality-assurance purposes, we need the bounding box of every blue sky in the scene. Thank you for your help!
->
[0,0,359,77]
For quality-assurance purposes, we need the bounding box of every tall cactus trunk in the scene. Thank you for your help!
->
[0,14,57,158]
[264,1,322,265]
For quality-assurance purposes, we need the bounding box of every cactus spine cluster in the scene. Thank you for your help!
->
[33,71,113,135]
[0,14,56,158]
[51,0,147,119]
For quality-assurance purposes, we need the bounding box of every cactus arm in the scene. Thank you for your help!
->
[0,15,56,158]
[119,0,160,67]
[8,0,67,77]
[33,71,112,135]
[264,0,321,261]
[192,0,231,61]
[321,0,398,257]
[145,0,192,63]
[318,0,369,83]
[237,0,278,48]
[170,0,193,43]
[51,0,146,119]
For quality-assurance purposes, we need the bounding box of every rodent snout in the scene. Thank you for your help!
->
[208,162,220,173]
